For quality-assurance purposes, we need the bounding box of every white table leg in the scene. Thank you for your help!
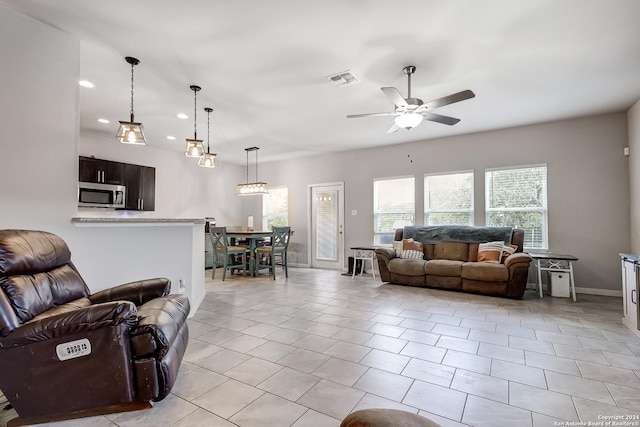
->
[569,261,577,302]
[537,259,543,298]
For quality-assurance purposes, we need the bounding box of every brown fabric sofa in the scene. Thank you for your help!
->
[375,226,532,299]
[0,229,190,424]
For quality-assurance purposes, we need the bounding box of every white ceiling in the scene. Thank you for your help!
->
[2,0,640,164]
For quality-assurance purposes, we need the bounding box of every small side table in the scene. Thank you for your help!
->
[351,247,377,280]
[529,252,578,301]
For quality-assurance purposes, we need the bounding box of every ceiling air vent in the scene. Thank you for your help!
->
[327,70,360,87]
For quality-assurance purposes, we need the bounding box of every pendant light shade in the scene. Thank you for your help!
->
[198,107,218,168]
[184,85,205,158]
[236,147,268,196]
[116,56,146,145]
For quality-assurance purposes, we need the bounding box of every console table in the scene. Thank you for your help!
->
[351,247,377,280]
[529,252,578,301]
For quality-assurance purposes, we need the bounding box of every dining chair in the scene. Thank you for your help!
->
[255,226,291,279]
[210,226,246,280]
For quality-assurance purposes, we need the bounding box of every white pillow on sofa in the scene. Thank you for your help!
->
[477,241,504,263]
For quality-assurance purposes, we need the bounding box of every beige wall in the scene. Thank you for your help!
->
[259,113,631,294]
[629,100,640,254]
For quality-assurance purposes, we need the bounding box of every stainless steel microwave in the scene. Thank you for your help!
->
[78,182,126,208]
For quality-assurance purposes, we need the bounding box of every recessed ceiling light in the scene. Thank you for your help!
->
[79,80,94,88]
[97,118,110,124]
[176,113,188,119]
[166,136,176,140]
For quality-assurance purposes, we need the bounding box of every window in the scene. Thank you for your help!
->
[424,171,474,225]
[485,165,548,249]
[262,186,288,230]
[373,177,415,245]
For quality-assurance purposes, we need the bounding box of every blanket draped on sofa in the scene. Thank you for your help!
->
[403,225,513,244]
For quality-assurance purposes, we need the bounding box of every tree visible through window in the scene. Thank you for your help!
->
[262,187,288,230]
[425,171,474,225]
[373,177,415,245]
[485,165,547,249]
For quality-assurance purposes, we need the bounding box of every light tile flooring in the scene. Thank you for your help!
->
[3,268,640,427]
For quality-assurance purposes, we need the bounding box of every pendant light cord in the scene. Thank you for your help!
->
[246,149,249,184]
[129,62,135,122]
[193,89,198,139]
[206,110,210,154]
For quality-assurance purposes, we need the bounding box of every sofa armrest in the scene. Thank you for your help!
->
[375,247,397,261]
[375,248,397,282]
[0,301,137,347]
[90,278,171,306]
[505,252,532,269]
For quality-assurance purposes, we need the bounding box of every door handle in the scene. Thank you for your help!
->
[632,289,636,305]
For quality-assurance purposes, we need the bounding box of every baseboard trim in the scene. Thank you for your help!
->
[526,282,622,297]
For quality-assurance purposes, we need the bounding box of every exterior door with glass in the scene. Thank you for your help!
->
[310,183,344,270]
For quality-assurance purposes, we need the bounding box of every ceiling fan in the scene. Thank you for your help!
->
[347,65,475,134]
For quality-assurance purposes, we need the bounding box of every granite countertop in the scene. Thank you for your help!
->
[621,253,640,263]
[72,217,206,226]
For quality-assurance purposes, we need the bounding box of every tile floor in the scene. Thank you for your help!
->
[3,268,640,427]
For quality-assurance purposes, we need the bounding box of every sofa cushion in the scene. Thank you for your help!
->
[425,259,464,277]
[434,242,469,262]
[388,258,426,277]
[461,262,508,281]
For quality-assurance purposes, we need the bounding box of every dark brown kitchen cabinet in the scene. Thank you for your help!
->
[123,163,155,211]
[79,156,123,185]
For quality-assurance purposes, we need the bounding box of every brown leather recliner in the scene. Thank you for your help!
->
[0,229,190,424]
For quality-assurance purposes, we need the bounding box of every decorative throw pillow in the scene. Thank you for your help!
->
[477,241,504,263]
[501,244,518,263]
[393,239,406,257]
[401,239,424,259]
[401,249,424,259]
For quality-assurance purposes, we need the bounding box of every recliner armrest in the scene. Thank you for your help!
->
[89,278,171,306]
[0,301,137,347]
[505,252,532,269]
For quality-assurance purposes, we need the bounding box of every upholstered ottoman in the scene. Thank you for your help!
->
[340,409,441,427]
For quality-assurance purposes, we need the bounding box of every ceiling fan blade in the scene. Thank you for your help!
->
[381,87,408,108]
[421,111,460,126]
[424,90,475,109]
[386,122,399,134]
[347,112,397,118]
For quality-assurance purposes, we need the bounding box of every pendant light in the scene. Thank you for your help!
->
[198,107,218,168]
[116,56,146,145]
[184,85,205,157]
[236,147,268,195]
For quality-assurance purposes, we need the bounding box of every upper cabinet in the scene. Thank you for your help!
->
[79,156,124,185]
[79,156,155,211]
[123,163,155,211]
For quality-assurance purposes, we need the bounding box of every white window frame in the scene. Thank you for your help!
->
[262,186,289,230]
[424,170,474,226]
[485,164,548,250]
[373,176,415,245]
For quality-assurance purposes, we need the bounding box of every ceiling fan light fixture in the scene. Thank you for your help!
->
[117,56,147,145]
[394,113,424,130]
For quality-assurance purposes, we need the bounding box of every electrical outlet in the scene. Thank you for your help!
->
[178,280,185,292]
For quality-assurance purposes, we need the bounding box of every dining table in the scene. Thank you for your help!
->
[226,230,273,276]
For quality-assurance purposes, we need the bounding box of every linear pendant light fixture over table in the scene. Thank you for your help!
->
[236,147,267,195]
[198,107,218,168]
[116,56,146,145]
[184,85,205,158]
